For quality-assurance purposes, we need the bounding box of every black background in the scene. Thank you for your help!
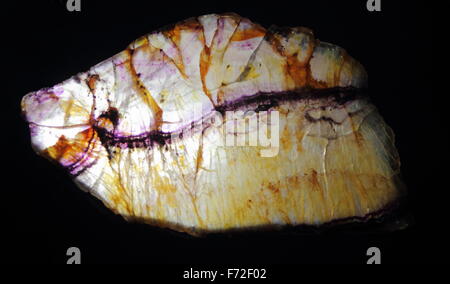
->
[3,0,439,266]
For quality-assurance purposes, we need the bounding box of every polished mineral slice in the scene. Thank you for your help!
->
[21,13,403,234]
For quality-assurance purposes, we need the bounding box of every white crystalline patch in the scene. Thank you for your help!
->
[132,44,214,133]
[204,16,239,100]
[309,42,367,89]
[147,32,182,67]
[309,42,347,88]
[339,56,368,88]
[304,99,375,139]
[22,77,92,127]
[179,29,205,90]
[131,45,178,96]
[307,106,348,123]
[160,89,214,133]
[90,59,116,118]
[30,124,91,153]
[198,14,218,48]
[244,40,294,93]
[214,16,240,50]
[309,53,327,83]
[219,80,260,104]
[222,21,264,85]
[109,53,157,136]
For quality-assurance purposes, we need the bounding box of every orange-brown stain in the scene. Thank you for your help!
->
[199,46,212,100]
[347,112,364,149]
[261,180,291,223]
[163,18,202,48]
[353,130,365,148]
[87,74,100,93]
[295,130,305,152]
[195,142,204,176]
[267,32,314,89]
[286,175,301,188]
[309,169,321,191]
[46,92,59,101]
[280,127,292,151]
[44,127,95,164]
[267,181,280,194]
[229,25,265,42]
[286,56,309,87]
[266,32,283,55]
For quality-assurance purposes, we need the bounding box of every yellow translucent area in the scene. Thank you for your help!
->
[97,104,400,233]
